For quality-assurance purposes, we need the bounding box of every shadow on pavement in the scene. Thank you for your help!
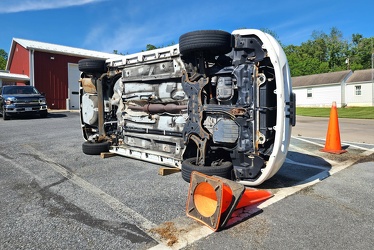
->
[1,112,68,120]
[258,150,332,190]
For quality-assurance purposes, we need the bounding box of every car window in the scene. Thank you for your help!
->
[2,87,14,94]
[3,86,40,95]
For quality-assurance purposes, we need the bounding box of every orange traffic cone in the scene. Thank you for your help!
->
[186,171,272,231]
[320,101,347,154]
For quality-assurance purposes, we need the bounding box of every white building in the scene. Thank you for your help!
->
[292,69,374,107]
[345,69,374,106]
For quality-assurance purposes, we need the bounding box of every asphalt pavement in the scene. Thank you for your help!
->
[293,115,374,144]
[0,112,373,250]
[183,159,374,250]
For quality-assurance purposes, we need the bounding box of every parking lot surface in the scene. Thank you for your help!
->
[0,113,373,249]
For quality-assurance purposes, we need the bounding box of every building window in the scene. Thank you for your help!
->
[307,88,312,98]
[355,85,361,96]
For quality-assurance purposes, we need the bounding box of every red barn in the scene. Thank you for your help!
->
[5,38,115,110]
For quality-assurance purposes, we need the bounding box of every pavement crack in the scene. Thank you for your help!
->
[41,177,69,190]
[0,152,14,160]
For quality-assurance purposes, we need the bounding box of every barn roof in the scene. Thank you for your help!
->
[0,71,30,82]
[346,68,374,83]
[6,38,116,70]
[292,70,352,88]
[13,38,116,58]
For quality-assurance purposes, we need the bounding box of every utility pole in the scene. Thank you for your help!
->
[371,53,374,82]
[372,38,374,106]
[371,39,373,105]
[372,52,373,106]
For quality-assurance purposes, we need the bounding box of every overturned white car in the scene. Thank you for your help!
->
[79,29,295,186]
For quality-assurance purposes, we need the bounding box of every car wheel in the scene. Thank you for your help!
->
[3,110,9,120]
[40,110,48,118]
[82,141,110,155]
[179,30,232,57]
[78,59,107,74]
[181,157,233,183]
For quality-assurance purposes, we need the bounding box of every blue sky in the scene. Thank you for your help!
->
[1,0,373,55]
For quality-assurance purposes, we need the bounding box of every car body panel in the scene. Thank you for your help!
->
[231,29,293,185]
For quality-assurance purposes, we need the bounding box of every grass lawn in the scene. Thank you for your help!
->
[296,106,374,119]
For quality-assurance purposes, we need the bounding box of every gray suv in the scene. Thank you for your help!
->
[0,85,48,120]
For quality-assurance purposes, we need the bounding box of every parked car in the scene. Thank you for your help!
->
[78,29,296,186]
[0,85,48,120]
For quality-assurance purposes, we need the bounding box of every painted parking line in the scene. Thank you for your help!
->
[151,137,358,249]
[288,143,338,166]
[260,159,353,208]
[0,153,44,182]
[292,136,325,148]
[18,137,374,250]
[156,137,374,249]
[21,145,166,245]
[20,145,211,249]
[361,148,374,156]
[292,135,374,152]
[349,143,373,150]
[285,158,330,171]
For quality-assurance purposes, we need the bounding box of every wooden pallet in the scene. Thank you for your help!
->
[100,152,116,159]
[158,167,181,176]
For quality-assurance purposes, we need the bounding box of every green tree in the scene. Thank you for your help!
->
[0,49,8,70]
[113,50,128,55]
[283,27,365,76]
[310,27,348,71]
[347,35,374,70]
[146,44,158,51]
[358,37,374,69]
[144,42,176,51]
[284,44,329,76]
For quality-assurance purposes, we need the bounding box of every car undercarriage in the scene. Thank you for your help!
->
[79,29,295,186]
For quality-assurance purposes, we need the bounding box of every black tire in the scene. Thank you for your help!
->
[179,30,232,56]
[82,141,110,155]
[40,110,48,118]
[3,110,9,120]
[181,157,233,183]
[78,59,107,74]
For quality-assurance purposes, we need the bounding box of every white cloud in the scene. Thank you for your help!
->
[84,24,176,54]
[280,27,314,46]
[0,0,107,13]
[82,12,185,54]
